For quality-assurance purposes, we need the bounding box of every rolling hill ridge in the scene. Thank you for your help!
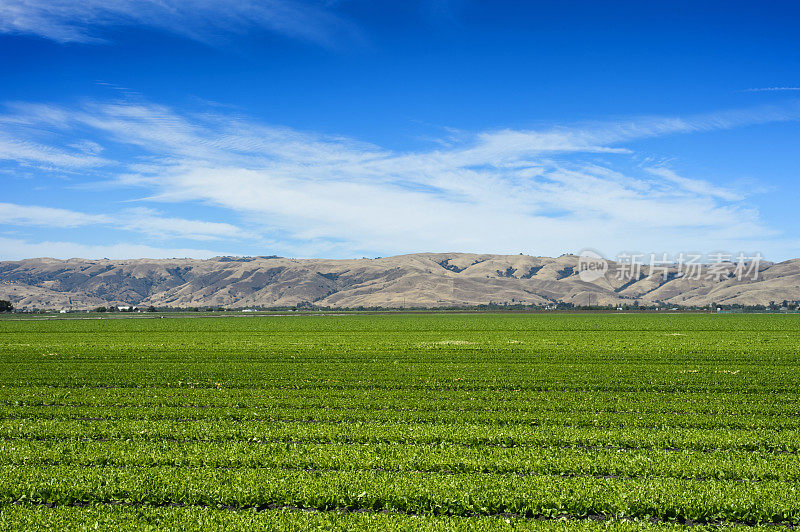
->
[1,253,798,310]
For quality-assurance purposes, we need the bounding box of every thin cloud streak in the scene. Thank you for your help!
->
[744,87,800,92]
[0,202,251,242]
[644,167,744,202]
[0,237,223,260]
[0,0,359,46]
[0,202,109,228]
[0,134,109,169]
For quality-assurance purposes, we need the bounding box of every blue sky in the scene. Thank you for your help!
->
[1,0,799,261]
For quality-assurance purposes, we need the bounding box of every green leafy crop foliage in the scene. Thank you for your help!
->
[0,313,799,529]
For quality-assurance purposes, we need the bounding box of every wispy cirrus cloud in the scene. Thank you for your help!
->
[743,87,800,92]
[0,202,250,242]
[0,0,359,46]
[644,167,744,202]
[0,237,223,260]
[0,202,108,228]
[1,97,798,259]
[0,134,109,169]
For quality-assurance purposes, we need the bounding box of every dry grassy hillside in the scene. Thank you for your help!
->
[1,253,798,310]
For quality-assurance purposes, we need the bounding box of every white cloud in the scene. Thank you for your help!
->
[0,202,110,227]
[0,134,108,168]
[118,207,251,241]
[1,98,799,259]
[0,237,222,260]
[744,87,800,92]
[0,0,358,46]
[0,202,250,242]
[645,167,744,201]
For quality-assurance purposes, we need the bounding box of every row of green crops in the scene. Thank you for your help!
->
[4,504,770,532]
[5,440,800,481]
[1,313,799,529]
[2,466,800,523]
[4,419,800,452]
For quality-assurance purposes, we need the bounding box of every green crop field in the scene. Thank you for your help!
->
[1,312,799,530]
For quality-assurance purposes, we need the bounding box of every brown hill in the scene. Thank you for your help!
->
[1,253,798,310]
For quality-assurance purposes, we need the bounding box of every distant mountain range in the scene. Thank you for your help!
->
[1,253,798,310]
